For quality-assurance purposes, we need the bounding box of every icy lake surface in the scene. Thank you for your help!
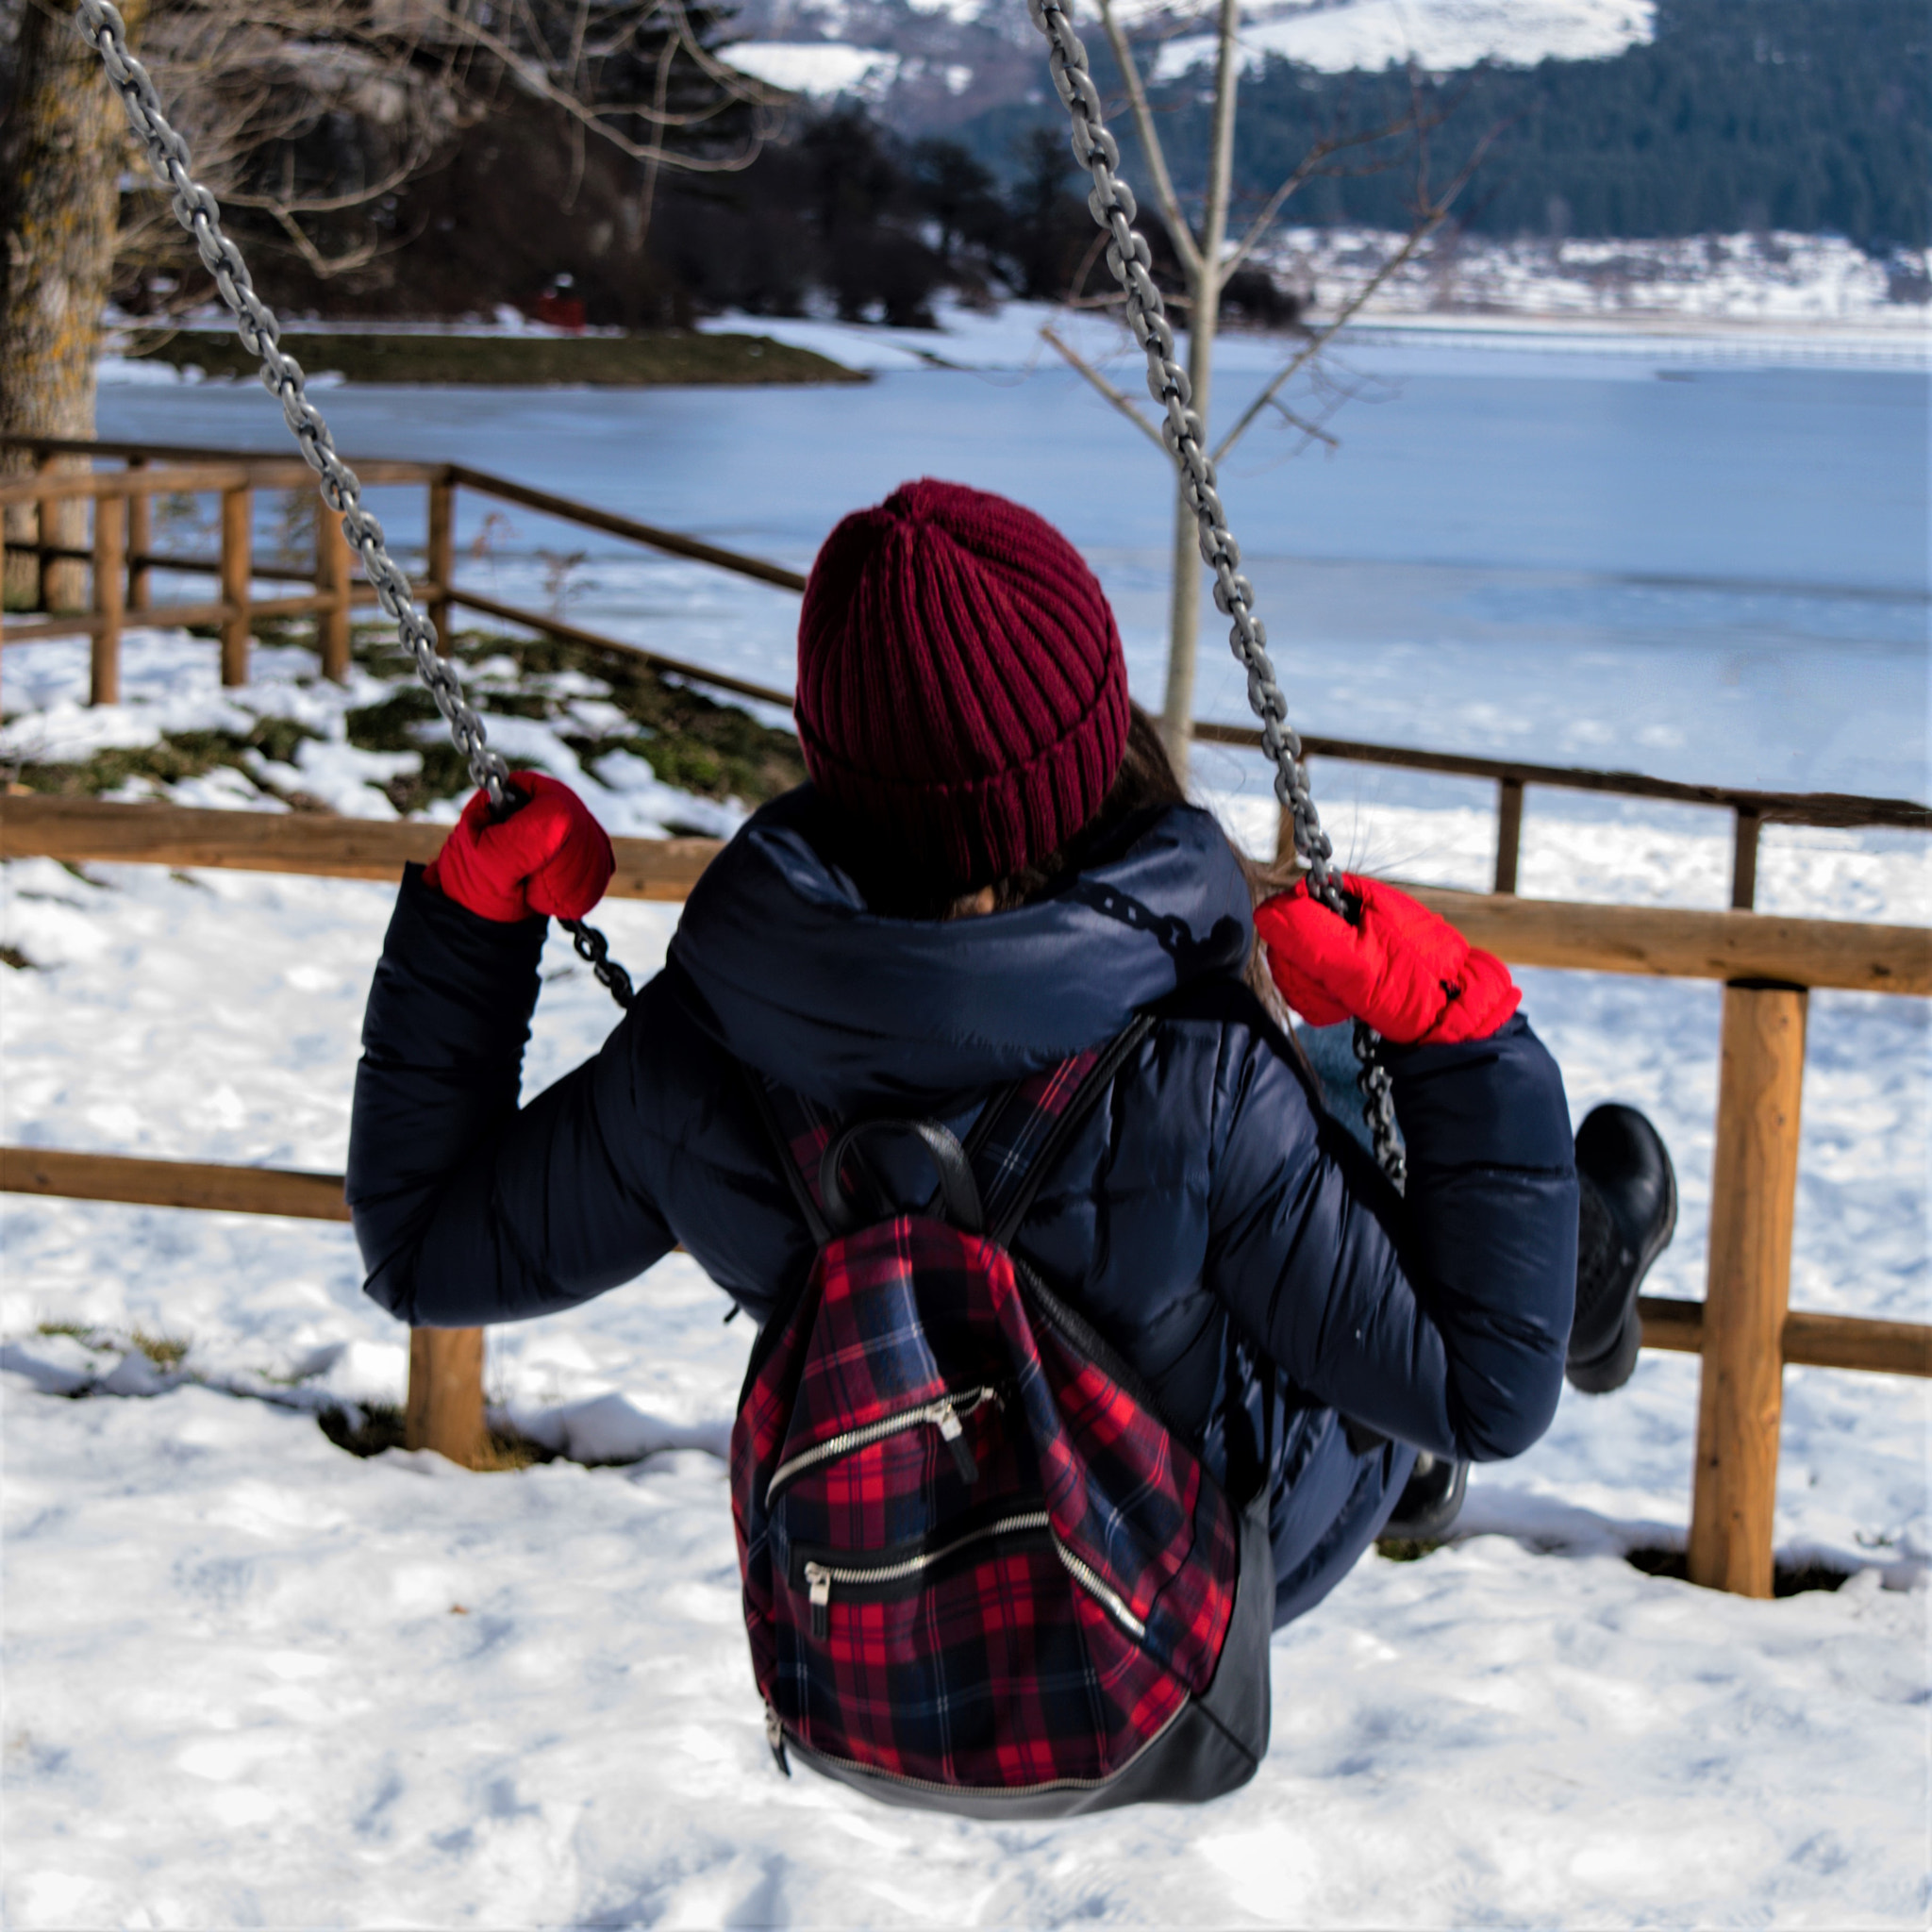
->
[95,325,1930,799]
[2,334,1924,1925]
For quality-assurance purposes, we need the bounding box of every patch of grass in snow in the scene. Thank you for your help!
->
[1374,1536,1447,1563]
[1,621,800,821]
[351,626,805,816]
[35,1320,101,1345]
[0,942,35,970]
[123,328,866,388]
[35,1320,190,1369]
[129,1328,191,1370]
[9,717,326,805]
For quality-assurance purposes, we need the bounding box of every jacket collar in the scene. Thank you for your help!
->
[668,786,1253,1114]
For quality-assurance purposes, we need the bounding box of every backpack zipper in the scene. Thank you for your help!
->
[1049,1538,1147,1641]
[799,1511,1146,1642]
[767,1384,1001,1505]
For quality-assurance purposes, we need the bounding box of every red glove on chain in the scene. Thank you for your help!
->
[423,773,614,923]
[1255,874,1520,1046]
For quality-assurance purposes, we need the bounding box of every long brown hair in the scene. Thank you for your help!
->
[835,702,1302,1022]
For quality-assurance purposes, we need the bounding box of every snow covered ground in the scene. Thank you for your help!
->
[1260,230,1932,333]
[4,608,1928,1924]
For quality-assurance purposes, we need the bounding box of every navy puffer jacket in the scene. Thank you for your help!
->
[349,791,1578,1624]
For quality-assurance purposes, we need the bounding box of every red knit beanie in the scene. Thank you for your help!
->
[795,479,1130,889]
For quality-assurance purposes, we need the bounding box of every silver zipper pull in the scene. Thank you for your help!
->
[934,1398,979,1484]
[805,1561,832,1640]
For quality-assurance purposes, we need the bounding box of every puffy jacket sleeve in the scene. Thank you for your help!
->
[1206,1013,1577,1463]
[347,867,677,1327]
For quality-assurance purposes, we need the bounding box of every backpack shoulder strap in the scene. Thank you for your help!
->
[735,1062,833,1247]
[977,1012,1157,1247]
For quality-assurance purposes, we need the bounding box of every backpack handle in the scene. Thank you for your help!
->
[820,1119,986,1236]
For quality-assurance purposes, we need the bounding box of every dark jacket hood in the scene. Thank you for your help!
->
[668,786,1253,1112]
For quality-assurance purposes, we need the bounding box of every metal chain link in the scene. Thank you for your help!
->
[75,0,634,1010]
[1026,0,1403,1184]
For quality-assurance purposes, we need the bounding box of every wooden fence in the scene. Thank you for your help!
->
[6,436,1926,909]
[4,791,1928,1600]
[5,438,1929,1598]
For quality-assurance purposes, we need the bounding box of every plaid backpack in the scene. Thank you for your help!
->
[728,1015,1276,1817]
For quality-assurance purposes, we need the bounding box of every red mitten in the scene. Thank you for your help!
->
[1254,874,1521,1045]
[423,773,614,923]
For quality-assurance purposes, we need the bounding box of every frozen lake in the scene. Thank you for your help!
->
[99,335,1930,807]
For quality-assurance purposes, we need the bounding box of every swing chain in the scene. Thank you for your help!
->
[1026,0,1404,1186]
[75,0,634,1011]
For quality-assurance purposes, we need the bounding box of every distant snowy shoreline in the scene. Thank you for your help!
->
[98,229,1926,396]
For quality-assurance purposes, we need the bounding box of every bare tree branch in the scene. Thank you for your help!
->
[1220,105,1432,281]
[1261,394,1340,449]
[1213,122,1503,461]
[1094,0,1203,282]
[429,0,776,171]
[1041,325,1163,448]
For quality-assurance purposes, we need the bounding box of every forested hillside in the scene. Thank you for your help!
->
[1211,0,1926,249]
[953,1,1925,253]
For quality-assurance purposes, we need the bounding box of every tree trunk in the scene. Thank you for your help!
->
[0,0,143,611]
[1157,0,1240,780]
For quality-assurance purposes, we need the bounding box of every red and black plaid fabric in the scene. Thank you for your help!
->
[729,1040,1244,1803]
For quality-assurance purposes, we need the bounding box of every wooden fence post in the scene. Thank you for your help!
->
[406,1327,488,1467]
[125,458,152,613]
[425,476,455,651]
[1689,979,1808,1596]
[315,494,352,683]
[91,491,124,707]
[219,485,253,687]
[1494,777,1524,895]
[1731,808,1762,911]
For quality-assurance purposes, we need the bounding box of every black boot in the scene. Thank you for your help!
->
[1382,1451,1468,1541]
[1568,1104,1678,1395]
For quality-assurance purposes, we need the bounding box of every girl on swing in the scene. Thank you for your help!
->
[349,479,1674,1693]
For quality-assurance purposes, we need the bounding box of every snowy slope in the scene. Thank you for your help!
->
[720,0,1654,115]
[722,40,908,98]
[4,610,1927,1924]
[1155,0,1655,79]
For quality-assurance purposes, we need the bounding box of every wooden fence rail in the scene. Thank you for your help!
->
[7,1144,1924,1379]
[6,437,1926,918]
[4,792,1930,1591]
[7,796,1926,993]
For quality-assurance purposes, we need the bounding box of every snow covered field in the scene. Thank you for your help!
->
[4,612,1927,1925]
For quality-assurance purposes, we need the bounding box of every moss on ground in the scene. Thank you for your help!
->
[1374,1536,1442,1563]
[9,717,324,802]
[34,1320,191,1369]
[122,329,865,389]
[356,627,806,816]
[6,625,804,820]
